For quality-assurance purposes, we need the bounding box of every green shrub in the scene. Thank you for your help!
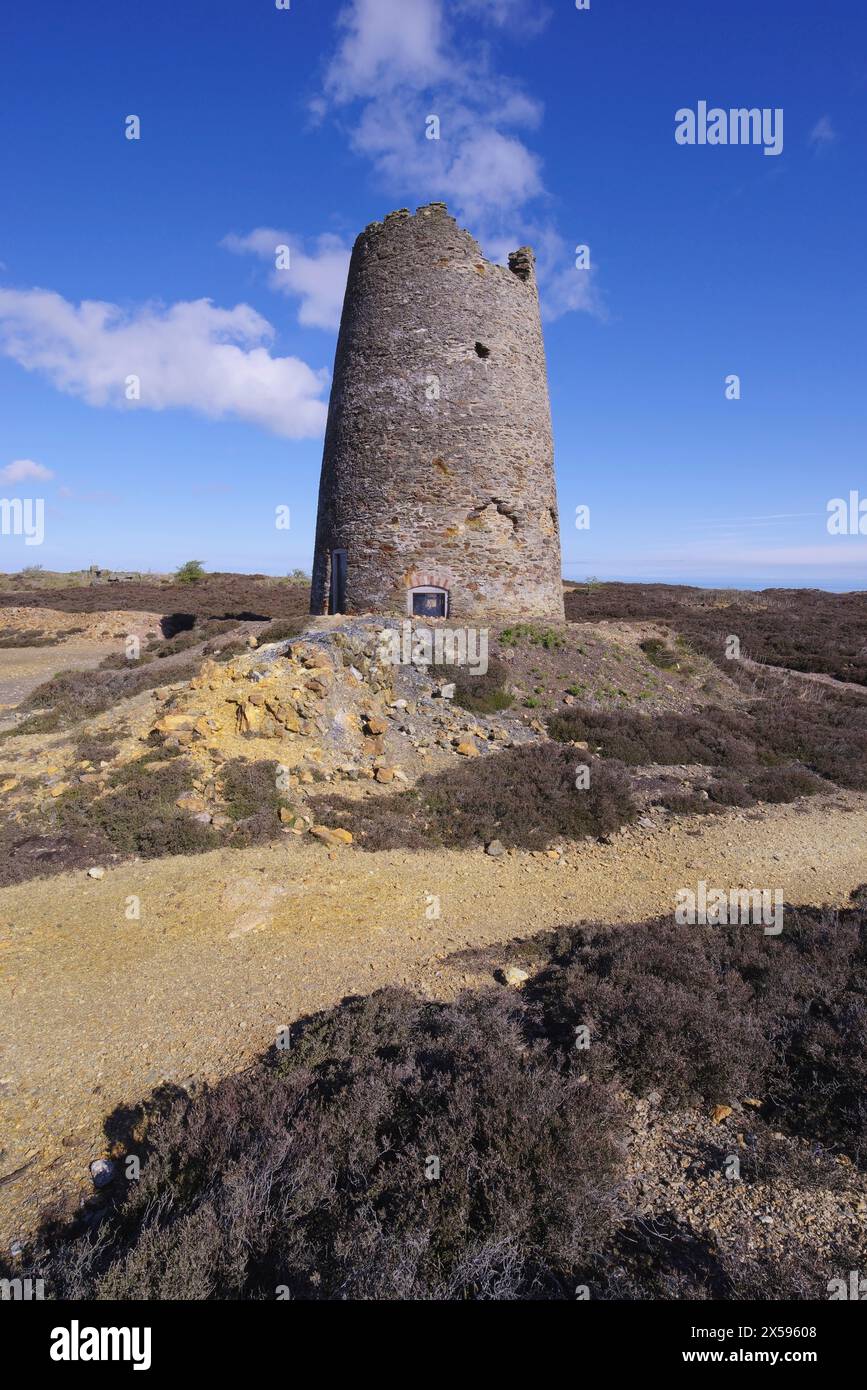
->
[174,560,206,584]
[639,638,678,669]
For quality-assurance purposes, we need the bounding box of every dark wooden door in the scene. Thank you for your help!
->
[330,550,347,613]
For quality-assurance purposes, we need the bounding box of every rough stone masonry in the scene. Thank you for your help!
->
[310,203,564,622]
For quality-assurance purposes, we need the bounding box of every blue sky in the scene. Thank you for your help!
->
[0,0,865,588]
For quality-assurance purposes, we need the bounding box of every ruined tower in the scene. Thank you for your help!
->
[310,203,564,621]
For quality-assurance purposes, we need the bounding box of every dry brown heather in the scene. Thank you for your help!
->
[565,581,867,687]
[0,573,312,621]
[311,204,564,620]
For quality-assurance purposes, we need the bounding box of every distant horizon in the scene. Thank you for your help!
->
[1,562,863,597]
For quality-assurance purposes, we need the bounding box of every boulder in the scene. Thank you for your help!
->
[153,713,197,734]
[309,825,353,847]
[500,966,529,988]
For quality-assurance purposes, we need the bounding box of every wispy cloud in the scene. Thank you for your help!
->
[0,457,54,484]
[221,230,351,330]
[664,539,867,569]
[0,287,329,438]
[808,115,836,150]
[56,485,121,504]
[454,0,552,33]
[685,512,823,529]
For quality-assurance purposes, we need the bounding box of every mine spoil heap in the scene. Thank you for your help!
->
[311,203,564,622]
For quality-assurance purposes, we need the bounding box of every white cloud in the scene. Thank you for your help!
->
[530,227,605,322]
[0,458,54,484]
[0,288,328,438]
[320,0,544,219]
[808,115,836,149]
[324,0,449,103]
[221,230,351,330]
[485,223,604,321]
[317,0,602,319]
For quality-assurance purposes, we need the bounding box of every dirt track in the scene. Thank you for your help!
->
[1,792,865,1247]
[0,609,163,711]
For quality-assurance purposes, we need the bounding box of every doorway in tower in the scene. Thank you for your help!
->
[330,549,347,614]
[409,585,448,618]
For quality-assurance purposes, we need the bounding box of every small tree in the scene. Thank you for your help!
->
[175,559,205,584]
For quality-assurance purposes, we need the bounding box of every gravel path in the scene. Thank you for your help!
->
[0,792,865,1248]
[0,640,116,709]
[0,609,163,711]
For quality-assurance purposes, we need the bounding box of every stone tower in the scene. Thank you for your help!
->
[310,203,564,621]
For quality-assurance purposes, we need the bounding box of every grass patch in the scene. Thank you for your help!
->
[500,623,566,651]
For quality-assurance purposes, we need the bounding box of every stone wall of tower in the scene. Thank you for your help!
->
[310,203,564,621]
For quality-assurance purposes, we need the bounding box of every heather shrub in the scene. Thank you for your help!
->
[422,743,635,845]
[548,706,754,768]
[563,582,867,687]
[0,627,64,648]
[747,698,867,791]
[15,656,203,732]
[531,906,867,1161]
[10,904,866,1300]
[745,764,826,802]
[219,757,291,844]
[588,1217,859,1301]
[706,774,756,807]
[549,698,863,800]
[53,758,218,859]
[29,989,624,1300]
[73,731,120,764]
[255,618,306,645]
[532,921,772,1105]
[220,757,282,820]
[654,789,719,815]
[309,742,636,851]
